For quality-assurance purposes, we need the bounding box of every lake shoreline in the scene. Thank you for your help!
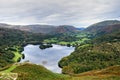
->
[21,44,75,73]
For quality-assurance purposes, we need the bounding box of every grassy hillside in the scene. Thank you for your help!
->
[1,63,119,80]
[59,42,120,74]
[12,63,70,80]
[84,20,120,34]
[71,65,120,80]
[93,31,120,43]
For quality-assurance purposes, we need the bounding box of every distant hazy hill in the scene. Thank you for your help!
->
[84,20,120,35]
[54,25,77,34]
[0,23,78,34]
[76,28,85,31]
[18,25,57,34]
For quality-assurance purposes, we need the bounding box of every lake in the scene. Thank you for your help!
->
[21,44,75,73]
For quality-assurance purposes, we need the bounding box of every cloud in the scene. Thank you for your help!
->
[0,0,120,27]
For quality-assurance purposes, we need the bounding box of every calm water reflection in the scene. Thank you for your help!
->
[21,44,75,73]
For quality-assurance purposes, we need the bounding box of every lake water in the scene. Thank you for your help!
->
[21,44,75,73]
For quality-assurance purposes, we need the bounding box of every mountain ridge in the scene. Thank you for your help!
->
[84,20,120,35]
[0,23,79,34]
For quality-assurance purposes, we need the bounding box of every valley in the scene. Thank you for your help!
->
[0,20,120,80]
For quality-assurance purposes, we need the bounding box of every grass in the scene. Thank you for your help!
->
[1,65,17,73]
[43,38,58,43]
[0,64,18,80]
[0,73,18,80]
[71,76,120,80]
[12,47,22,62]
[71,65,120,80]
[12,63,71,80]
[11,63,120,80]
[12,51,22,62]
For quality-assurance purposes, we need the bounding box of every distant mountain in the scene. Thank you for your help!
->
[54,25,77,34]
[84,20,120,35]
[76,28,85,31]
[0,23,56,34]
[15,25,56,34]
[0,23,78,34]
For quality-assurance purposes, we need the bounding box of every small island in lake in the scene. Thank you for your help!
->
[39,44,53,49]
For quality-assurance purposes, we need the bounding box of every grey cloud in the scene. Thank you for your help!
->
[0,0,120,27]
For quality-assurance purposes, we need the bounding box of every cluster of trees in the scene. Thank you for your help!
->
[39,44,53,49]
[93,31,120,43]
[59,28,120,74]
[59,42,120,74]
[0,49,14,68]
[0,28,51,68]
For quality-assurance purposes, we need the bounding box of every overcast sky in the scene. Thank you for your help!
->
[0,0,120,28]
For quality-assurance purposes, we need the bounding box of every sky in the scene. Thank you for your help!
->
[0,0,120,28]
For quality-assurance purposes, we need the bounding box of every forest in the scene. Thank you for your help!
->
[0,20,120,80]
